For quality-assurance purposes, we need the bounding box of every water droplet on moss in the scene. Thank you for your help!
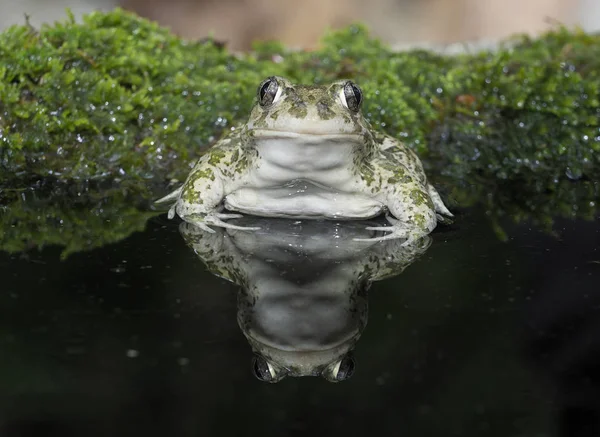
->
[565,166,582,180]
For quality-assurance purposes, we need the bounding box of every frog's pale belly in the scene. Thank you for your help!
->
[224,181,384,219]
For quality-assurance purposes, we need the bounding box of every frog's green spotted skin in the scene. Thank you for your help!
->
[157,76,452,243]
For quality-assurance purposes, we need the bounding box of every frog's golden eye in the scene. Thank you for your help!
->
[341,81,363,112]
[258,76,282,107]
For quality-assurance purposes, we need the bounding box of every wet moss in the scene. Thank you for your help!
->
[0,9,283,188]
[0,10,598,255]
[0,181,159,259]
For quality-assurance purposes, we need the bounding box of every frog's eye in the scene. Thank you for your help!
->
[322,354,356,382]
[251,355,283,383]
[258,77,282,107]
[340,81,363,112]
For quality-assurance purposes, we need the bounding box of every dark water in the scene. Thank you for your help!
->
[1,207,599,437]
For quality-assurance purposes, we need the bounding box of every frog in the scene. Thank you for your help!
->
[156,76,453,243]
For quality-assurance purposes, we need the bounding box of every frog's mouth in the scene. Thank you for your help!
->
[250,129,362,142]
[244,333,361,376]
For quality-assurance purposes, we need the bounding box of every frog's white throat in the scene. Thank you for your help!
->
[251,130,363,173]
[228,129,383,219]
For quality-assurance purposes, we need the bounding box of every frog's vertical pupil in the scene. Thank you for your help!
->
[343,81,362,112]
[258,77,279,107]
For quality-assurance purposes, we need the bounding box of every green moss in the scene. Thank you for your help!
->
[0,9,286,187]
[0,10,598,255]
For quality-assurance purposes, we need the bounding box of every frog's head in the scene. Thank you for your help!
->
[238,275,368,383]
[245,76,376,162]
[243,316,363,383]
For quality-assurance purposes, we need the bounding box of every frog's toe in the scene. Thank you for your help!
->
[204,215,260,231]
[354,225,411,242]
[353,233,406,243]
[364,225,395,232]
[214,213,245,220]
[427,184,453,217]
[223,223,261,231]
[354,233,416,246]
[384,214,399,226]
[196,221,217,234]
[436,213,454,225]
[354,219,429,244]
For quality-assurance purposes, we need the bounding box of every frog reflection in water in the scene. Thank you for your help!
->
[180,218,432,382]
[158,76,452,243]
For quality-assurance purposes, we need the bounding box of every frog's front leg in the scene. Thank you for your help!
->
[171,153,260,233]
[356,184,437,244]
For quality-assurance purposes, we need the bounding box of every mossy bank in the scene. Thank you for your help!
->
[1,9,598,255]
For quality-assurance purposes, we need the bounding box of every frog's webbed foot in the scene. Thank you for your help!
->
[167,204,177,220]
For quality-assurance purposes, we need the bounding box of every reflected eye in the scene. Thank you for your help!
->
[322,354,356,382]
[335,355,355,381]
[258,77,281,107]
[251,355,280,382]
[341,81,363,112]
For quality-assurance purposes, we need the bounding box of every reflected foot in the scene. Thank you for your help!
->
[204,213,261,232]
[353,221,417,245]
[172,209,261,233]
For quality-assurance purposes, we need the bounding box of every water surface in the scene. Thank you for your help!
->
[1,206,599,437]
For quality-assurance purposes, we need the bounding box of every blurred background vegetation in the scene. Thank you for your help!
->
[1,0,599,50]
